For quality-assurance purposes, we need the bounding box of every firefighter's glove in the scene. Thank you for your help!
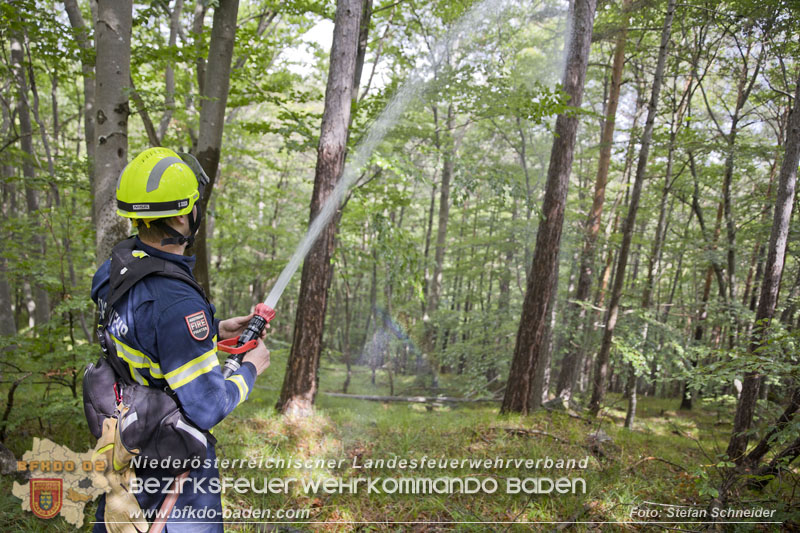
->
[92,417,148,533]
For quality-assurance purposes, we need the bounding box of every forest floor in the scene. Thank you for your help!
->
[2,348,798,531]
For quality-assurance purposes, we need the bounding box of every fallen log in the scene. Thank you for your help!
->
[321,391,500,403]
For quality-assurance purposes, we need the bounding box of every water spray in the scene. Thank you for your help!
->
[218,0,552,378]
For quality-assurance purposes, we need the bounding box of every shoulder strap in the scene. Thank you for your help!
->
[106,237,208,310]
[97,326,136,387]
[99,237,208,391]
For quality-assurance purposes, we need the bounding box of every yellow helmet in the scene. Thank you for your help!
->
[116,147,210,246]
[116,147,208,219]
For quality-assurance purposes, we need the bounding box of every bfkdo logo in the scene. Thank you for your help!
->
[30,478,63,519]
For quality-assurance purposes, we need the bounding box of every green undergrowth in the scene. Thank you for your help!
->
[2,350,798,531]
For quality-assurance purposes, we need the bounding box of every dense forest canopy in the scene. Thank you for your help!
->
[1,0,799,527]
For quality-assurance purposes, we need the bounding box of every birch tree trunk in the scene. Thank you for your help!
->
[501,0,596,414]
[277,0,363,416]
[94,0,132,263]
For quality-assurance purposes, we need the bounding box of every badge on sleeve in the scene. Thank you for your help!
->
[185,310,209,341]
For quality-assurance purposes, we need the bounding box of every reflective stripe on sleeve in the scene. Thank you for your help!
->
[226,374,249,406]
[164,338,220,390]
[128,362,148,385]
[176,419,208,448]
[111,334,164,379]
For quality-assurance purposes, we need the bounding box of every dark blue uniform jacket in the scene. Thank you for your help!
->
[91,237,256,532]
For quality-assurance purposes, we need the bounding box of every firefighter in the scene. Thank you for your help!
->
[90,147,270,532]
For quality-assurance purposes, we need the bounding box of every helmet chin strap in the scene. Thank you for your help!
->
[156,207,203,248]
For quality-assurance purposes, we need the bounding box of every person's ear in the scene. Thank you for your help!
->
[167,214,188,230]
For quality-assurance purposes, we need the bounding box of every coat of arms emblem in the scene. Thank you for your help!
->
[30,478,62,519]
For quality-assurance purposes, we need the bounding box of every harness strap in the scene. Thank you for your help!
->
[106,237,208,311]
[100,237,209,392]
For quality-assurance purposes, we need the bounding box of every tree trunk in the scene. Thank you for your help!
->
[726,71,800,464]
[497,200,516,314]
[421,170,438,322]
[575,87,643,399]
[501,0,596,415]
[624,157,671,429]
[0,160,15,335]
[423,103,454,388]
[682,199,723,409]
[63,0,96,194]
[352,0,372,105]
[780,267,800,326]
[531,264,560,408]
[744,152,781,340]
[10,33,50,325]
[0,254,13,336]
[555,1,628,401]
[158,0,184,143]
[192,0,240,294]
[94,0,132,264]
[191,1,208,100]
[339,261,354,394]
[745,387,800,469]
[750,435,800,490]
[588,0,675,417]
[277,0,363,416]
[681,135,728,407]
[626,71,689,424]
[362,250,377,353]
[699,27,765,315]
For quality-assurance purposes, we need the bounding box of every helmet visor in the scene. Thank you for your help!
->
[178,152,210,199]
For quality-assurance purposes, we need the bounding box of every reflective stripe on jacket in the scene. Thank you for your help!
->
[91,237,256,532]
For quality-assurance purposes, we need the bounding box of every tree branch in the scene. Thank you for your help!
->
[129,75,161,147]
